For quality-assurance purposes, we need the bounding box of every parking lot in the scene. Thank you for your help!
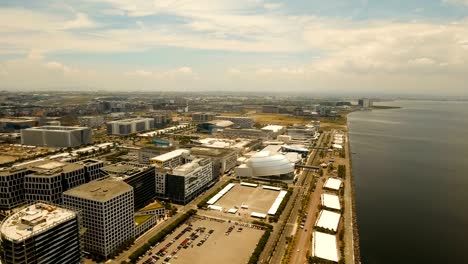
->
[138,215,265,264]
[212,184,279,218]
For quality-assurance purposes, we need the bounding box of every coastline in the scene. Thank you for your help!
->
[346,118,361,264]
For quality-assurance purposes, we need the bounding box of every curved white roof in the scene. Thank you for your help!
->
[246,151,294,177]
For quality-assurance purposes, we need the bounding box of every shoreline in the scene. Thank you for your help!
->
[347,129,361,264]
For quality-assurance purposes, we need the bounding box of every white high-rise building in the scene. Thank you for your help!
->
[0,203,82,264]
[63,178,134,258]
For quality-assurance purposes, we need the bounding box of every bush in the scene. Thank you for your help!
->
[128,209,197,262]
[248,228,272,264]
[337,165,346,178]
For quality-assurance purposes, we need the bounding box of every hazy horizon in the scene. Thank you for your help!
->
[1,0,468,95]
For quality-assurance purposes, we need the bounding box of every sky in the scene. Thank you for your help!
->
[0,0,468,95]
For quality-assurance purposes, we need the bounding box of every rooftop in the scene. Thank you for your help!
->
[25,126,89,131]
[190,146,235,158]
[261,125,284,133]
[107,118,153,124]
[150,149,189,162]
[172,159,209,176]
[0,203,76,242]
[101,162,151,177]
[139,201,164,211]
[312,231,339,262]
[63,178,132,202]
[324,178,343,190]
[321,193,341,211]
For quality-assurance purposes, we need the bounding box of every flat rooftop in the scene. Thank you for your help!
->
[190,147,234,157]
[102,163,151,176]
[0,203,76,242]
[107,118,153,124]
[324,178,343,190]
[312,231,339,262]
[150,149,189,162]
[321,194,341,211]
[25,126,89,131]
[315,210,341,231]
[261,125,284,133]
[172,159,208,176]
[63,178,132,202]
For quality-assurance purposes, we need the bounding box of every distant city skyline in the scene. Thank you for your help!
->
[1,0,468,95]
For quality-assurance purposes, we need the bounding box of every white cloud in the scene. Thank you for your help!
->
[62,13,96,29]
[27,50,45,60]
[442,0,468,6]
[264,2,282,10]
[125,67,195,78]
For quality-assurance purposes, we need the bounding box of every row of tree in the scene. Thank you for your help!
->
[127,209,197,263]
[248,222,274,264]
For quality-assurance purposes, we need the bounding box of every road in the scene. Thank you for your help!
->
[261,132,326,264]
[289,177,325,264]
[289,131,357,264]
[110,176,232,263]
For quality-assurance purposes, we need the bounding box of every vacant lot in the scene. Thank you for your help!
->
[213,184,279,218]
[138,216,264,264]
[250,113,310,126]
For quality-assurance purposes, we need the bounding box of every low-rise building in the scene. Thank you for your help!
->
[78,116,104,128]
[106,118,155,136]
[150,149,190,168]
[215,116,254,128]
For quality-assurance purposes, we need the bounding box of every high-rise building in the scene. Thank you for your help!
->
[101,163,156,209]
[0,167,32,210]
[358,98,373,108]
[24,160,86,205]
[63,178,134,258]
[21,126,92,148]
[156,158,212,204]
[0,203,82,264]
[76,159,105,182]
[0,160,87,209]
[106,118,155,135]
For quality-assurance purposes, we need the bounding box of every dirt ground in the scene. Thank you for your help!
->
[0,155,17,165]
[213,184,279,218]
[138,216,264,264]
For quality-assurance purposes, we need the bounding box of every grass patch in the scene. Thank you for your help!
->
[134,215,152,225]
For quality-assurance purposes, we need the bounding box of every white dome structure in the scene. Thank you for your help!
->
[246,151,294,177]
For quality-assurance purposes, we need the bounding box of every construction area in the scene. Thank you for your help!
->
[138,216,265,264]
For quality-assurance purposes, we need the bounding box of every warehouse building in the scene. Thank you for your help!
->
[215,116,254,129]
[106,118,154,136]
[78,116,104,128]
[21,126,92,148]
